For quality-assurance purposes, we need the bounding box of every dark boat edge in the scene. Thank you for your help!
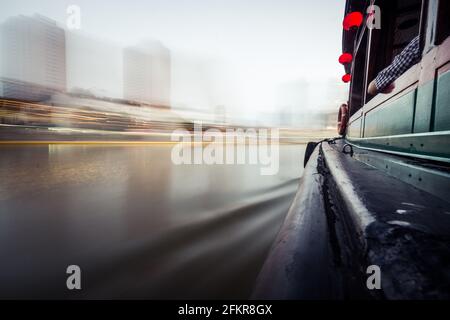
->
[252,139,450,300]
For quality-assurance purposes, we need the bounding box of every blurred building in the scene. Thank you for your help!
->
[279,106,295,127]
[321,78,349,112]
[123,41,171,107]
[276,79,309,128]
[0,14,66,101]
[66,32,123,100]
[214,105,226,124]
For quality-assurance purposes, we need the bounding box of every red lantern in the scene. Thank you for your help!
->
[343,12,364,31]
[339,53,353,65]
[342,74,352,83]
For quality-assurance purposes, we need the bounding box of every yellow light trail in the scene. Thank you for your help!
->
[0,141,207,145]
[0,141,302,145]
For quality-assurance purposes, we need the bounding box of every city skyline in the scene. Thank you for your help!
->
[1,14,66,101]
[124,41,171,107]
[0,0,349,123]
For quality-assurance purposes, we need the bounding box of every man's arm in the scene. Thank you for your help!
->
[368,36,421,95]
[368,81,395,96]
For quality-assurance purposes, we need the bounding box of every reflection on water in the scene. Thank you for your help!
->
[0,144,305,299]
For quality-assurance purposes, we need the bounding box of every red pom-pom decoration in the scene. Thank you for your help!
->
[342,74,352,83]
[339,53,353,65]
[343,12,364,31]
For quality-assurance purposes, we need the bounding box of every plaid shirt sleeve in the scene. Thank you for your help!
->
[374,36,421,92]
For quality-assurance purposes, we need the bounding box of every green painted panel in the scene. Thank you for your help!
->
[414,80,434,133]
[347,117,362,138]
[347,131,450,162]
[364,90,416,137]
[434,70,450,131]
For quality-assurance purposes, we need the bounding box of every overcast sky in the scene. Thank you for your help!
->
[0,0,348,121]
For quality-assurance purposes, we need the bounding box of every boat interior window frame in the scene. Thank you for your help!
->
[360,0,426,102]
[349,26,369,117]
[435,0,450,45]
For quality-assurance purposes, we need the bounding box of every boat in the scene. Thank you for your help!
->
[253,0,450,300]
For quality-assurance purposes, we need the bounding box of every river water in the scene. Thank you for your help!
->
[0,143,305,299]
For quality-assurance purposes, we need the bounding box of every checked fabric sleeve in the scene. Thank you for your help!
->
[374,36,421,92]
